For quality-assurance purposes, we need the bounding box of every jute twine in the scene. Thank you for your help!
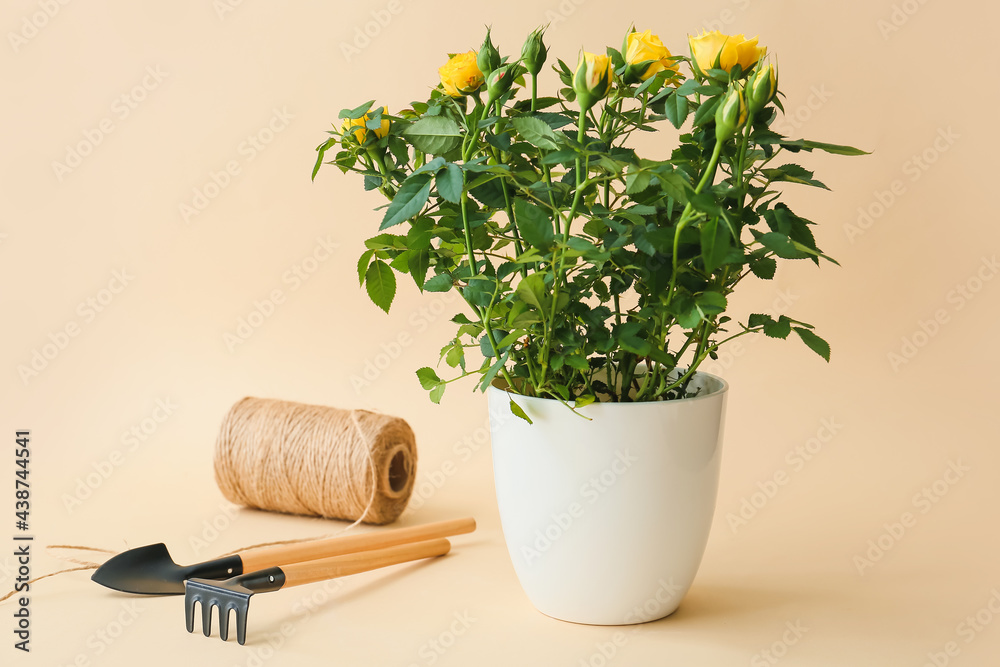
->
[214,397,417,525]
[0,398,418,602]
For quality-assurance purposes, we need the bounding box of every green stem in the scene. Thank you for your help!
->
[531,73,538,113]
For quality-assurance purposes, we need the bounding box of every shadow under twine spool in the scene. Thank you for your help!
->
[213,397,417,525]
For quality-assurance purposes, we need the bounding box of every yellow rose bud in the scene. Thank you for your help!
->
[624,29,678,83]
[689,30,765,76]
[573,51,613,112]
[342,107,390,144]
[715,85,747,141]
[439,51,485,97]
[747,62,777,114]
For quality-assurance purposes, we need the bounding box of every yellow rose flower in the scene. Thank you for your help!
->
[342,107,390,144]
[625,30,678,82]
[439,51,485,97]
[688,30,765,75]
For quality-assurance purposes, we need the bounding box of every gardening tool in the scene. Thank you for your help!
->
[186,537,451,644]
[92,517,475,595]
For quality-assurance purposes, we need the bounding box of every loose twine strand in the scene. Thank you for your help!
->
[1,400,417,603]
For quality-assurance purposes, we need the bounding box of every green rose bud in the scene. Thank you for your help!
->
[485,64,515,105]
[573,51,613,113]
[521,26,548,76]
[478,28,502,78]
[747,62,777,114]
[715,84,747,142]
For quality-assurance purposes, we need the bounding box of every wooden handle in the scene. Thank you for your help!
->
[239,517,475,572]
[279,538,451,588]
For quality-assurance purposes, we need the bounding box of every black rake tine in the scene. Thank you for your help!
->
[236,605,249,646]
[218,605,230,642]
[201,598,213,637]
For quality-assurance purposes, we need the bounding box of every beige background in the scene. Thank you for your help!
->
[2,0,998,664]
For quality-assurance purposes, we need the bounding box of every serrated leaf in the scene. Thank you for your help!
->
[763,315,791,339]
[364,260,396,313]
[429,383,446,403]
[435,163,464,203]
[423,273,454,292]
[403,116,463,155]
[782,139,870,156]
[664,92,689,129]
[356,249,374,287]
[758,232,810,259]
[794,327,831,362]
[416,366,443,390]
[515,273,549,314]
[338,100,374,120]
[512,116,560,150]
[625,169,652,194]
[701,217,730,272]
[407,249,430,292]
[749,256,777,279]
[380,174,432,230]
[513,198,554,248]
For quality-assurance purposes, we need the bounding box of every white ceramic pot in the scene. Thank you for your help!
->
[488,371,728,625]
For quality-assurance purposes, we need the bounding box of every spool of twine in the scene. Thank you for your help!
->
[214,397,417,525]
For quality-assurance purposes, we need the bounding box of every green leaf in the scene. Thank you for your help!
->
[404,116,463,155]
[416,367,443,390]
[513,198,554,248]
[749,256,777,279]
[311,137,336,181]
[761,164,830,190]
[794,327,831,362]
[479,349,511,391]
[424,273,454,292]
[692,96,721,127]
[429,383,446,404]
[356,249,374,287]
[763,315,791,339]
[625,169,652,195]
[435,163,464,203]
[515,273,549,314]
[380,174,432,230]
[664,92,689,129]
[511,116,560,150]
[407,249,430,292]
[509,398,532,424]
[782,139,870,156]
[758,232,810,259]
[701,217,730,272]
[364,260,396,313]
[338,100,374,120]
[696,291,727,316]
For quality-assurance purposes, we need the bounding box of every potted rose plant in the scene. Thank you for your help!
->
[313,26,864,624]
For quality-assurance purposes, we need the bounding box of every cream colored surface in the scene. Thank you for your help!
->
[2,1,998,665]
